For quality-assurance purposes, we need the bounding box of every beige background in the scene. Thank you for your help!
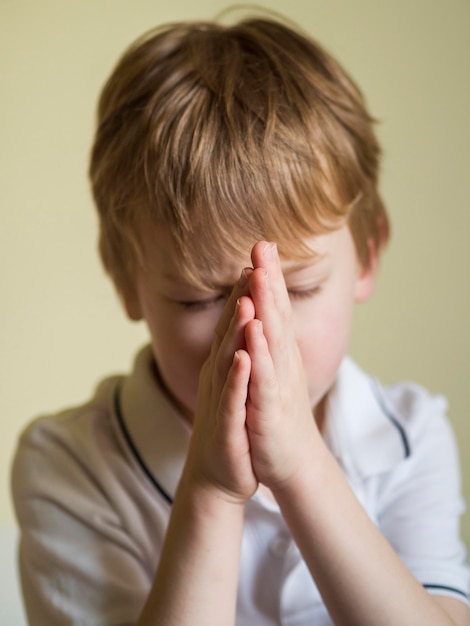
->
[1,0,469,583]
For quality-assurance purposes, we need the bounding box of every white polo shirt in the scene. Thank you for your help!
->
[11,346,469,625]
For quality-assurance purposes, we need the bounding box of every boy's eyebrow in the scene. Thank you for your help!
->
[281,254,326,276]
[160,272,234,292]
[160,254,327,289]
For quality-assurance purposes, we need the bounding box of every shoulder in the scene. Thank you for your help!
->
[11,344,180,524]
[11,375,124,507]
[9,352,166,625]
[361,368,469,603]
[371,368,460,483]
[373,372,450,443]
[327,357,459,480]
[16,374,118,444]
[14,373,120,450]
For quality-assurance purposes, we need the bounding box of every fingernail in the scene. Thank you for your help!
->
[238,267,252,287]
[263,242,277,260]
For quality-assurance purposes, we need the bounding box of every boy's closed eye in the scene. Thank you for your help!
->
[176,295,228,312]
[287,285,322,300]
[177,284,323,312]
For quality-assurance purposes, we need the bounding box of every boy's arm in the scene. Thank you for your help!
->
[137,472,245,626]
[137,273,257,626]
[245,241,469,626]
[272,439,469,626]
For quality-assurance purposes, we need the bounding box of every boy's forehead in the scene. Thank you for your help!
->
[138,220,247,282]
[143,222,329,285]
[160,257,248,287]
[160,254,327,294]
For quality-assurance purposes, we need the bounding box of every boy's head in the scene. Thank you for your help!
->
[89,15,389,307]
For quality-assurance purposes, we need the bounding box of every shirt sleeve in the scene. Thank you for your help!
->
[11,412,161,625]
[377,402,469,605]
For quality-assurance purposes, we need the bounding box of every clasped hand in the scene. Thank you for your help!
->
[185,242,320,504]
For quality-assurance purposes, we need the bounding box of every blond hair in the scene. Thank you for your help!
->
[89,16,389,296]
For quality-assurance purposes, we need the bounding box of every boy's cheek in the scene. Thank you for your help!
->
[296,315,351,396]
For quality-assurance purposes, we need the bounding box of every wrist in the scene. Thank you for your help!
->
[270,434,332,507]
[177,464,249,517]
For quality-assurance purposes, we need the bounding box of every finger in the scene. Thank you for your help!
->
[215,349,257,500]
[217,349,251,436]
[244,319,278,427]
[248,268,292,371]
[213,295,255,391]
[251,241,291,312]
[210,268,253,359]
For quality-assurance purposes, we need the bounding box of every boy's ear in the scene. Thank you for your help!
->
[354,240,379,303]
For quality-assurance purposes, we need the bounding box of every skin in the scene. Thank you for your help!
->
[127,224,374,430]
[124,224,469,626]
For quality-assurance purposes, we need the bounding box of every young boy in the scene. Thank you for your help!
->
[11,15,469,626]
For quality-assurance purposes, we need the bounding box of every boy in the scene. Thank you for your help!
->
[12,14,469,626]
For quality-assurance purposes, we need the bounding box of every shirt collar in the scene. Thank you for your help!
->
[118,345,191,502]
[324,356,410,479]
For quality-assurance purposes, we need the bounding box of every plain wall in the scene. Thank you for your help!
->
[2,0,469,610]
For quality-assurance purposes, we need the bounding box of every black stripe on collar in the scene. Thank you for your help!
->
[423,583,469,601]
[114,383,173,506]
[370,380,411,459]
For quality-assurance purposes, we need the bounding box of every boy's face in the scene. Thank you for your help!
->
[126,223,376,422]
